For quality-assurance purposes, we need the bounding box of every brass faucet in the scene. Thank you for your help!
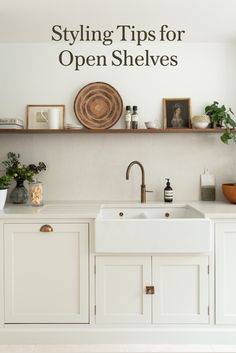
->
[126,161,152,203]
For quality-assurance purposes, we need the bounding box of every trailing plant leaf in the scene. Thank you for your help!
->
[227,116,236,128]
[221,133,230,144]
[229,108,234,115]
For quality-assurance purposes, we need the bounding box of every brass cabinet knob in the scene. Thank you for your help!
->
[145,286,155,295]
[40,224,53,232]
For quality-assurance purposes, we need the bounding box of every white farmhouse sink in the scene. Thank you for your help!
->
[99,205,203,219]
[95,204,211,253]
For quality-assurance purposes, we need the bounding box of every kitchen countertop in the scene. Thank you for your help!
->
[0,201,101,219]
[187,201,236,219]
[0,200,236,220]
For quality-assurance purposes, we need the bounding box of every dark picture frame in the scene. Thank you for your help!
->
[163,98,191,129]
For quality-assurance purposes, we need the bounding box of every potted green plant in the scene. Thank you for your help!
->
[205,102,236,203]
[1,152,46,204]
[205,101,236,143]
[0,175,12,210]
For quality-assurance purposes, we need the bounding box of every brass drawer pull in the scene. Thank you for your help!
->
[40,224,53,232]
[145,286,155,295]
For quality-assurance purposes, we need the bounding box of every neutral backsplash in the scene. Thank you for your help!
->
[0,133,233,202]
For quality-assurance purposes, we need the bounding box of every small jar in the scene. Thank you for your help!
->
[29,181,43,206]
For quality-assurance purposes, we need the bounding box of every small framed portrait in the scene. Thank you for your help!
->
[26,105,65,129]
[163,98,191,129]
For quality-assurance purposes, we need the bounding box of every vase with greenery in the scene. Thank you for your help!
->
[0,175,12,209]
[1,152,46,204]
[205,101,236,143]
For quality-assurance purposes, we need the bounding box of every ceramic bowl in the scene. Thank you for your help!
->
[222,183,236,204]
[192,121,209,129]
[145,121,158,129]
[191,115,210,129]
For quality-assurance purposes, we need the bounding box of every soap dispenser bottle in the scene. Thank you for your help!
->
[164,178,173,203]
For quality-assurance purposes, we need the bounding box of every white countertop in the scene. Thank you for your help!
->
[0,201,101,219]
[0,200,236,220]
[187,201,236,219]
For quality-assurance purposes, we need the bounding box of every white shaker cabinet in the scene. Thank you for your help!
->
[152,256,209,324]
[4,223,89,324]
[215,222,236,324]
[95,256,152,324]
[95,255,209,325]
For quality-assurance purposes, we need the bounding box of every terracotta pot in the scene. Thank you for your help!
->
[222,183,236,204]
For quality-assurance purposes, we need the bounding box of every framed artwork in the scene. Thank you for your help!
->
[163,98,191,129]
[26,105,65,129]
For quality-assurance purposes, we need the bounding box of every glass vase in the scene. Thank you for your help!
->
[29,181,43,206]
[10,179,28,204]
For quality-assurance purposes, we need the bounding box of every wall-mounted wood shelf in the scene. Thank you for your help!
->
[0,128,226,134]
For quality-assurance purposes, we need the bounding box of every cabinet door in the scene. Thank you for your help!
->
[215,223,236,324]
[96,256,152,324]
[152,256,209,324]
[4,223,89,324]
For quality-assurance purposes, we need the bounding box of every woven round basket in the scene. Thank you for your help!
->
[74,82,123,129]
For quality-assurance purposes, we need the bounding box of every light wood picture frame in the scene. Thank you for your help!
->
[26,105,65,129]
[163,98,191,129]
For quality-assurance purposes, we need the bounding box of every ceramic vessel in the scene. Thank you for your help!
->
[192,121,209,129]
[10,179,28,204]
[145,121,159,129]
[0,189,7,210]
[222,183,236,204]
[191,115,210,129]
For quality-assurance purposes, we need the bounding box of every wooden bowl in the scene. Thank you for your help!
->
[222,183,236,204]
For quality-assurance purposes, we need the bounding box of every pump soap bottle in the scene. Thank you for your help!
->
[164,178,173,203]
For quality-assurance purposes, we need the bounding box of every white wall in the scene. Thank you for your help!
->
[0,42,235,201]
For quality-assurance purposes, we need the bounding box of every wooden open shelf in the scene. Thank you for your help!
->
[0,128,226,134]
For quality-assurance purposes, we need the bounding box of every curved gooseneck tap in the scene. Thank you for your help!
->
[126,161,148,203]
